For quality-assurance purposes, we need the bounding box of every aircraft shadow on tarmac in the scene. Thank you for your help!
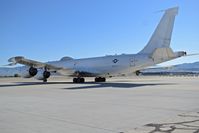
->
[61,82,170,90]
[0,81,174,89]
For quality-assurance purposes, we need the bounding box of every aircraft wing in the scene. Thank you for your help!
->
[7,56,74,75]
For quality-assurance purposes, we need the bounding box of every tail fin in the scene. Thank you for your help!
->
[139,7,179,54]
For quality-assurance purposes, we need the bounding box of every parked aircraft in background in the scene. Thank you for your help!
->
[7,7,187,83]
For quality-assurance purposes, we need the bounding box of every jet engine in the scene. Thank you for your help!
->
[20,67,38,78]
[34,69,51,80]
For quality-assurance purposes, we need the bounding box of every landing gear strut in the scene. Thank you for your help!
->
[73,77,85,83]
[95,77,106,82]
[41,67,51,83]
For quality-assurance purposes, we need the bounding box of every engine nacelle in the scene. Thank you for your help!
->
[34,70,51,80]
[20,67,38,78]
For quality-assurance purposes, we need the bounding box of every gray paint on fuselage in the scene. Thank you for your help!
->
[47,54,154,77]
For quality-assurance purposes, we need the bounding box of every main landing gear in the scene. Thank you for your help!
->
[73,77,85,83]
[72,77,106,83]
[43,79,47,83]
[95,77,106,82]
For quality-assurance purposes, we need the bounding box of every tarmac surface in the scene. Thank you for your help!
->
[0,76,199,133]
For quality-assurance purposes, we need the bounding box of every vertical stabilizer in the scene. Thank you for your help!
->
[139,7,178,54]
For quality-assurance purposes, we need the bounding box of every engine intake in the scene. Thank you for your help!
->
[29,67,38,76]
[43,71,50,79]
[35,70,51,80]
[20,67,38,78]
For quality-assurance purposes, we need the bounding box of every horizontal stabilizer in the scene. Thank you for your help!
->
[151,47,175,63]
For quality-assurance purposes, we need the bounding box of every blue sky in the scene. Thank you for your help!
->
[1,0,199,66]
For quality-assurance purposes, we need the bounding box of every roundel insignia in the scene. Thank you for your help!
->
[113,59,119,63]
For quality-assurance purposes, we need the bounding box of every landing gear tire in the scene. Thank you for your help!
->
[80,78,85,83]
[73,77,85,83]
[73,78,77,83]
[43,79,47,83]
[95,77,106,82]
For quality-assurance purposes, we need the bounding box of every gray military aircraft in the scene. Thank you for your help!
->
[8,7,187,83]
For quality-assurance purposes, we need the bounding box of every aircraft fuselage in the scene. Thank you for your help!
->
[48,54,154,77]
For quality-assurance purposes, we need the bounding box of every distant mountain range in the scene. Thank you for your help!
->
[142,62,199,74]
[173,62,199,72]
[0,67,20,77]
[0,62,199,77]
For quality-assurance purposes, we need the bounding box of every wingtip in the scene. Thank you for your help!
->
[186,53,199,56]
[3,63,17,66]
[8,56,24,62]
